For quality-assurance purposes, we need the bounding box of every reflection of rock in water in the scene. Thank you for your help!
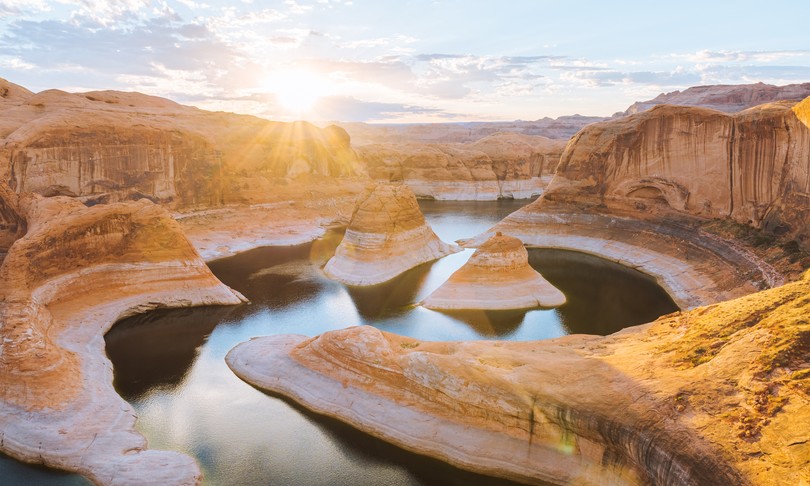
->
[268,390,528,486]
[209,243,341,309]
[105,306,237,399]
[345,262,433,319]
[527,249,678,335]
[435,309,527,337]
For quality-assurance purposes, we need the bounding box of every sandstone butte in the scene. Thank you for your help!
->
[323,184,460,285]
[227,267,810,486]
[0,183,245,484]
[355,132,566,200]
[422,232,566,310]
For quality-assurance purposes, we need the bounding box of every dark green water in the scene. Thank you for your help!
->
[0,199,677,485]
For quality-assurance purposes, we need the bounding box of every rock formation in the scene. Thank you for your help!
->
[227,269,810,486]
[357,132,565,200]
[323,184,460,285]
[0,78,363,208]
[623,82,810,115]
[422,232,565,310]
[340,115,607,144]
[0,184,244,484]
[544,98,810,247]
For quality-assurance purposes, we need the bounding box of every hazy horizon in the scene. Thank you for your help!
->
[1,0,809,123]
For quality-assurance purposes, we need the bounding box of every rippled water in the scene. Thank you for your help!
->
[1,199,678,485]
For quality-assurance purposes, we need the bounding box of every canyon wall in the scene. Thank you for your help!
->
[357,132,565,200]
[544,98,810,246]
[0,78,363,209]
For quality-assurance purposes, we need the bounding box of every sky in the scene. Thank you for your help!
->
[1,0,809,123]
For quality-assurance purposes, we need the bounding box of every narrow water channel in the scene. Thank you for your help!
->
[0,199,678,485]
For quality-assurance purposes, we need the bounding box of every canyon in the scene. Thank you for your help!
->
[1,77,808,485]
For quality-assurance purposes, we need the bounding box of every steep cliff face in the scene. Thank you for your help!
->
[623,82,810,115]
[546,98,810,245]
[0,79,363,208]
[357,132,565,200]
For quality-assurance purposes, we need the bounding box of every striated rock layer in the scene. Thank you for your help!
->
[463,202,781,310]
[323,184,460,285]
[423,232,565,310]
[546,98,810,247]
[0,77,363,208]
[623,81,810,115]
[228,269,810,486]
[0,186,245,484]
[356,132,565,200]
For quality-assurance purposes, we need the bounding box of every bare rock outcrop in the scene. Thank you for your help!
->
[545,98,810,247]
[323,184,460,285]
[0,78,363,208]
[0,185,244,484]
[623,82,810,115]
[357,132,565,200]
[422,232,565,310]
[339,115,607,144]
[228,270,810,486]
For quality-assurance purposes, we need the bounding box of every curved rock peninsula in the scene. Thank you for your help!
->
[422,232,565,310]
[323,184,460,285]
[228,269,810,486]
[0,188,244,484]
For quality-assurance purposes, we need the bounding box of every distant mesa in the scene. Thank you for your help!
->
[422,232,565,310]
[622,81,810,116]
[323,183,460,286]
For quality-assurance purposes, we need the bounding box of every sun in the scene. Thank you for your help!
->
[262,69,326,115]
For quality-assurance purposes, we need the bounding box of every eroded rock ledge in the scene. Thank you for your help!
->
[323,184,460,285]
[0,190,244,484]
[460,202,781,309]
[227,270,810,485]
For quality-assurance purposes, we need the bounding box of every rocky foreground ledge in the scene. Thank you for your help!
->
[227,270,810,486]
[0,188,244,484]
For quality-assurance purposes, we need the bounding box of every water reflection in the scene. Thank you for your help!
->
[106,306,236,399]
[435,309,528,337]
[345,262,434,319]
[529,249,678,334]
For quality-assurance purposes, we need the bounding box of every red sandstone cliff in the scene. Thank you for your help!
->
[544,98,810,246]
[0,78,363,208]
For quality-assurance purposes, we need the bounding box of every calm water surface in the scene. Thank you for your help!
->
[1,199,677,485]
